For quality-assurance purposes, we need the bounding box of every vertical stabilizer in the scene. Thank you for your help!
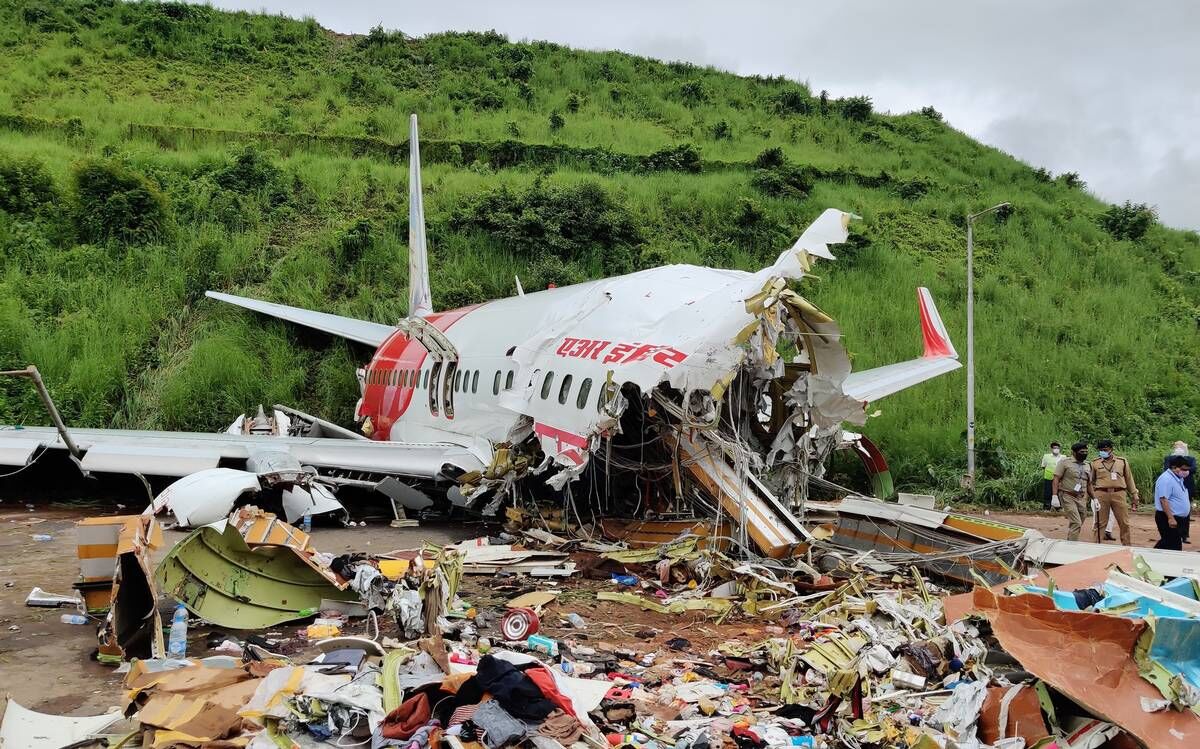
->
[408,114,433,318]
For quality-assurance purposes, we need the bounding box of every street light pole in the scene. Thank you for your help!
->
[965,202,1010,492]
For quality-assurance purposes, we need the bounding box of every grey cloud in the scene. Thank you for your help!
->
[213,0,1199,229]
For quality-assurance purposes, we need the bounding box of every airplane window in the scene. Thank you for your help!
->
[454,369,462,392]
[472,370,479,393]
[558,374,573,404]
[422,369,428,389]
[505,370,514,390]
[461,370,469,393]
[576,378,592,409]
[390,370,397,387]
[492,371,501,395]
[541,371,555,400]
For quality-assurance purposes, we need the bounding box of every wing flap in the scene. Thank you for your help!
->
[79,444,222,477]
[205,291,395,347]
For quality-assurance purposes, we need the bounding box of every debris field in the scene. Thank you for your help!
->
[2,499,1199,749]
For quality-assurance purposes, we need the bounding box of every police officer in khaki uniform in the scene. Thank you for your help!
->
[1090,438,1139,545]
[1052,442,1095,541]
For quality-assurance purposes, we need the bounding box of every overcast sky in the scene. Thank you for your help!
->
[214,0,1199,231]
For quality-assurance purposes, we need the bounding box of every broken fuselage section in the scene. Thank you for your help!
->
[355,209,958,548]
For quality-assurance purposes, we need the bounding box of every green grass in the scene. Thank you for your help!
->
[0,0,1197,503]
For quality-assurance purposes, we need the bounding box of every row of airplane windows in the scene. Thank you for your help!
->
[365,365,602,410]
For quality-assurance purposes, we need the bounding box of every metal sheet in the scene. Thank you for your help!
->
[835,496,949,528]
[1023,534,1200,577]
[972,586,1200,747]
[80,444,221,477]
[155,524,355,629]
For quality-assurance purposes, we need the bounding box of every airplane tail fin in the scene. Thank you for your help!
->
[408,114,433,319]
[917,286,957,359]
[839,287,961,403]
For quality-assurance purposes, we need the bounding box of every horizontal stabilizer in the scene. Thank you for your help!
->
[841,287,960,403]
[206,291,394,347]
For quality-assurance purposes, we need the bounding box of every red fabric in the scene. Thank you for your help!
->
[525,667,578,719]
[381,692,432,740]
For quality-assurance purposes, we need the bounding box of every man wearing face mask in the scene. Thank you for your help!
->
[1154,456,1193,550]
[1052,442,1095,541]
[1163,442,1196,544]
[1089,439,1139,545]
[1040,442,1064,511]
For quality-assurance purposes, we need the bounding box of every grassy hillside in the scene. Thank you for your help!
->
[0,0,1197,502]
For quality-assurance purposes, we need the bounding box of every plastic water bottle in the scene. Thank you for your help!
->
[60,613,88,625]
[301,514,312,533]
[32,534,53,542]
[168,604,189,657]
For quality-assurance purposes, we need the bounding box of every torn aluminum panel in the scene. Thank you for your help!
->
[0,701,122,749]
[156,524,356,629]
[831,512,1019,585]
[971,586,1200,747]
[150,464,348,530]
[150,467,261,527]
[281,482,345,524]
[97,515,164,664]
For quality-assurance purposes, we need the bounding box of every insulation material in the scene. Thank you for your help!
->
[971,586,1200,747]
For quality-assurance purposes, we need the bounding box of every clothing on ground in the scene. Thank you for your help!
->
[474,654,555,721]
[470,699,527,749]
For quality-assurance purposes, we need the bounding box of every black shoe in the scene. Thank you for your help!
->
[1104,531,1115,541]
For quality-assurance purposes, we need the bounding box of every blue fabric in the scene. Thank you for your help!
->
[1155,470,1190,516]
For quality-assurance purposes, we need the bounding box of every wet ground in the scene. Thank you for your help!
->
[0,502,1186,720]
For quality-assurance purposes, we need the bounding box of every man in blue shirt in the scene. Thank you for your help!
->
[1153,456,1193,551]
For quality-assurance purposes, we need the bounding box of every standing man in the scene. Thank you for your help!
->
[1040,442,1064,510]
[1090,439,1139,546]
[1163,442,1196,544]
[1053,442,1095,541]
[1153,456,1192,550]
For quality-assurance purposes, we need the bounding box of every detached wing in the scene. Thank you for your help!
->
[840,288,961,403]
[205,291,395,347]
[0,426,480,479]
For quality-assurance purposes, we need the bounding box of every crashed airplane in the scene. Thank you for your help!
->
[0,115,960,554]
